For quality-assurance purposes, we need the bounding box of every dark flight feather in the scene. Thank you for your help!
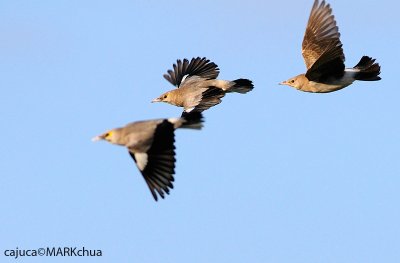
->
[129,120,176,201]
[163,57,220,87]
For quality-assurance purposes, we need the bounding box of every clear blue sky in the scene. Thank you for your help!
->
[1,0,399,262]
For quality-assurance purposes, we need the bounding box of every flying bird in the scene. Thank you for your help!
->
[280,0,381,93]
[92,112,203,201]
[152,57,254,112]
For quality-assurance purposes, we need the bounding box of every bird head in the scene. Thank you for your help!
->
[279,74,306,89]
[92,130,120,144]
[151,91,172,104]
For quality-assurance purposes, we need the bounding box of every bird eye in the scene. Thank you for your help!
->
[104,133,110,138]
[163,95,167,99]
[290,80,295,83]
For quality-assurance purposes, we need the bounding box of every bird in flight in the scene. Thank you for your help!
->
[152,57,254,112]
[280,0,381,93]
[92,112,203,201]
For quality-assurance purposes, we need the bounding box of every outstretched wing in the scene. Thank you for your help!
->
[129,120,176,201]
[302,0,345,81]
[163,57,220,87]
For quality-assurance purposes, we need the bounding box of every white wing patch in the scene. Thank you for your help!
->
[180,74,189,85]
[344,68,360,72]
[167,117,183,129]
[134,152,148,171]
[184,107,195,112]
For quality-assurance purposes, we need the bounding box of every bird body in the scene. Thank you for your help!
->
[105,120,162,151]
[288,69,361,93]
[159,77,248,111]
[152,57,254,112]
[92,112,203,201]
[280,0,381,93]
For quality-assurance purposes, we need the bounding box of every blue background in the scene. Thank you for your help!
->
[1,0,399,262]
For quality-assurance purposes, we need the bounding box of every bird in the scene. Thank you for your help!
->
[280,0,381,93]
[92,111,203,201]
[152,57,254,112]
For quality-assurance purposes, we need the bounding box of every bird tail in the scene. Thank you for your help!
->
[228,79,254,94]
[179,111,204,130]
[353,56,381,81]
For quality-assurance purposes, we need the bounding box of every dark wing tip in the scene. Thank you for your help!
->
[180,111,204,127]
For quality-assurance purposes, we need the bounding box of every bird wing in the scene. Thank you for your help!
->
[163,57,220,87]
[190,86,225,112]
[302,0,345,80]
[129,120,176,201]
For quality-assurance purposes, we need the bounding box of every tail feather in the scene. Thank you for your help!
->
[353,56,381,81]
[179,111,204,130]
[228,79,254,94]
